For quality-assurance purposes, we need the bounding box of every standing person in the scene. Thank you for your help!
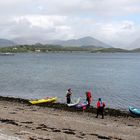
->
[96,98,105,119]
[85,90,92,108]
[66,88,72,104]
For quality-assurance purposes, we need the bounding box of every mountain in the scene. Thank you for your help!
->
[12,36,113,49]
[49,36,112,48]
[129,38,140,49]
[131,48,140,52]
[13,36,49,45]
[0,39,16,47]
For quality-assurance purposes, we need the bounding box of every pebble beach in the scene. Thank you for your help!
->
[0,96,140,140]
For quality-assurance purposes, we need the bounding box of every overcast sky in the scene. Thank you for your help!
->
[0,0,140,48]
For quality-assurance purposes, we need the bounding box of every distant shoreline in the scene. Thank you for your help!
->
[0,45,140,53]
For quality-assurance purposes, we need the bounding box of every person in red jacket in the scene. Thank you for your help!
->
[96,98,105,119]
[85,90,92,108]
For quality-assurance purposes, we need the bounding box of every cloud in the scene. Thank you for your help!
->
[30,0,140,16]
[14,15,68,29]
[8,15,73,43]
[95,21,140,48]
[120,21,134,30]
[1,0,140,16]
[0,0,140,48]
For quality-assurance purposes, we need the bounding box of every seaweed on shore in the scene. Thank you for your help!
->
[0,96,29,104]
[0,96,130,117]
[0,118,19,126]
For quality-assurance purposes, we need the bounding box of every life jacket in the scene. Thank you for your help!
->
[86,91,91,98]
[97,101,105,108]
[66,91,72,98]
[86,91,92,103]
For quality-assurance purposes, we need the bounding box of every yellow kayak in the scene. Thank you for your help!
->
[29,97,57,105]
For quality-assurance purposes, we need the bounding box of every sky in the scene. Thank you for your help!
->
[0,0,140,48]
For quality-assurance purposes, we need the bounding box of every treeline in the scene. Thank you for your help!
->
[0,44,139,53]
[0,44,89,53]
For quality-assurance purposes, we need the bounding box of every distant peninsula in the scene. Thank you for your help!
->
[0,44,139,53]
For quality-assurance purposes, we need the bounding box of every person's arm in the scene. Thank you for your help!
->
[97,102,100,108]
[103,102,105,107]
[66,91,68,97]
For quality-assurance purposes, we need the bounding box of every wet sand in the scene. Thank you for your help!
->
[0,96,140,140]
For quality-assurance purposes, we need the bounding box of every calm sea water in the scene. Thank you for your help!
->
[0,52,140,110]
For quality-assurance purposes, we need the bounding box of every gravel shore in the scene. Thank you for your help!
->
[0,97,140,140]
